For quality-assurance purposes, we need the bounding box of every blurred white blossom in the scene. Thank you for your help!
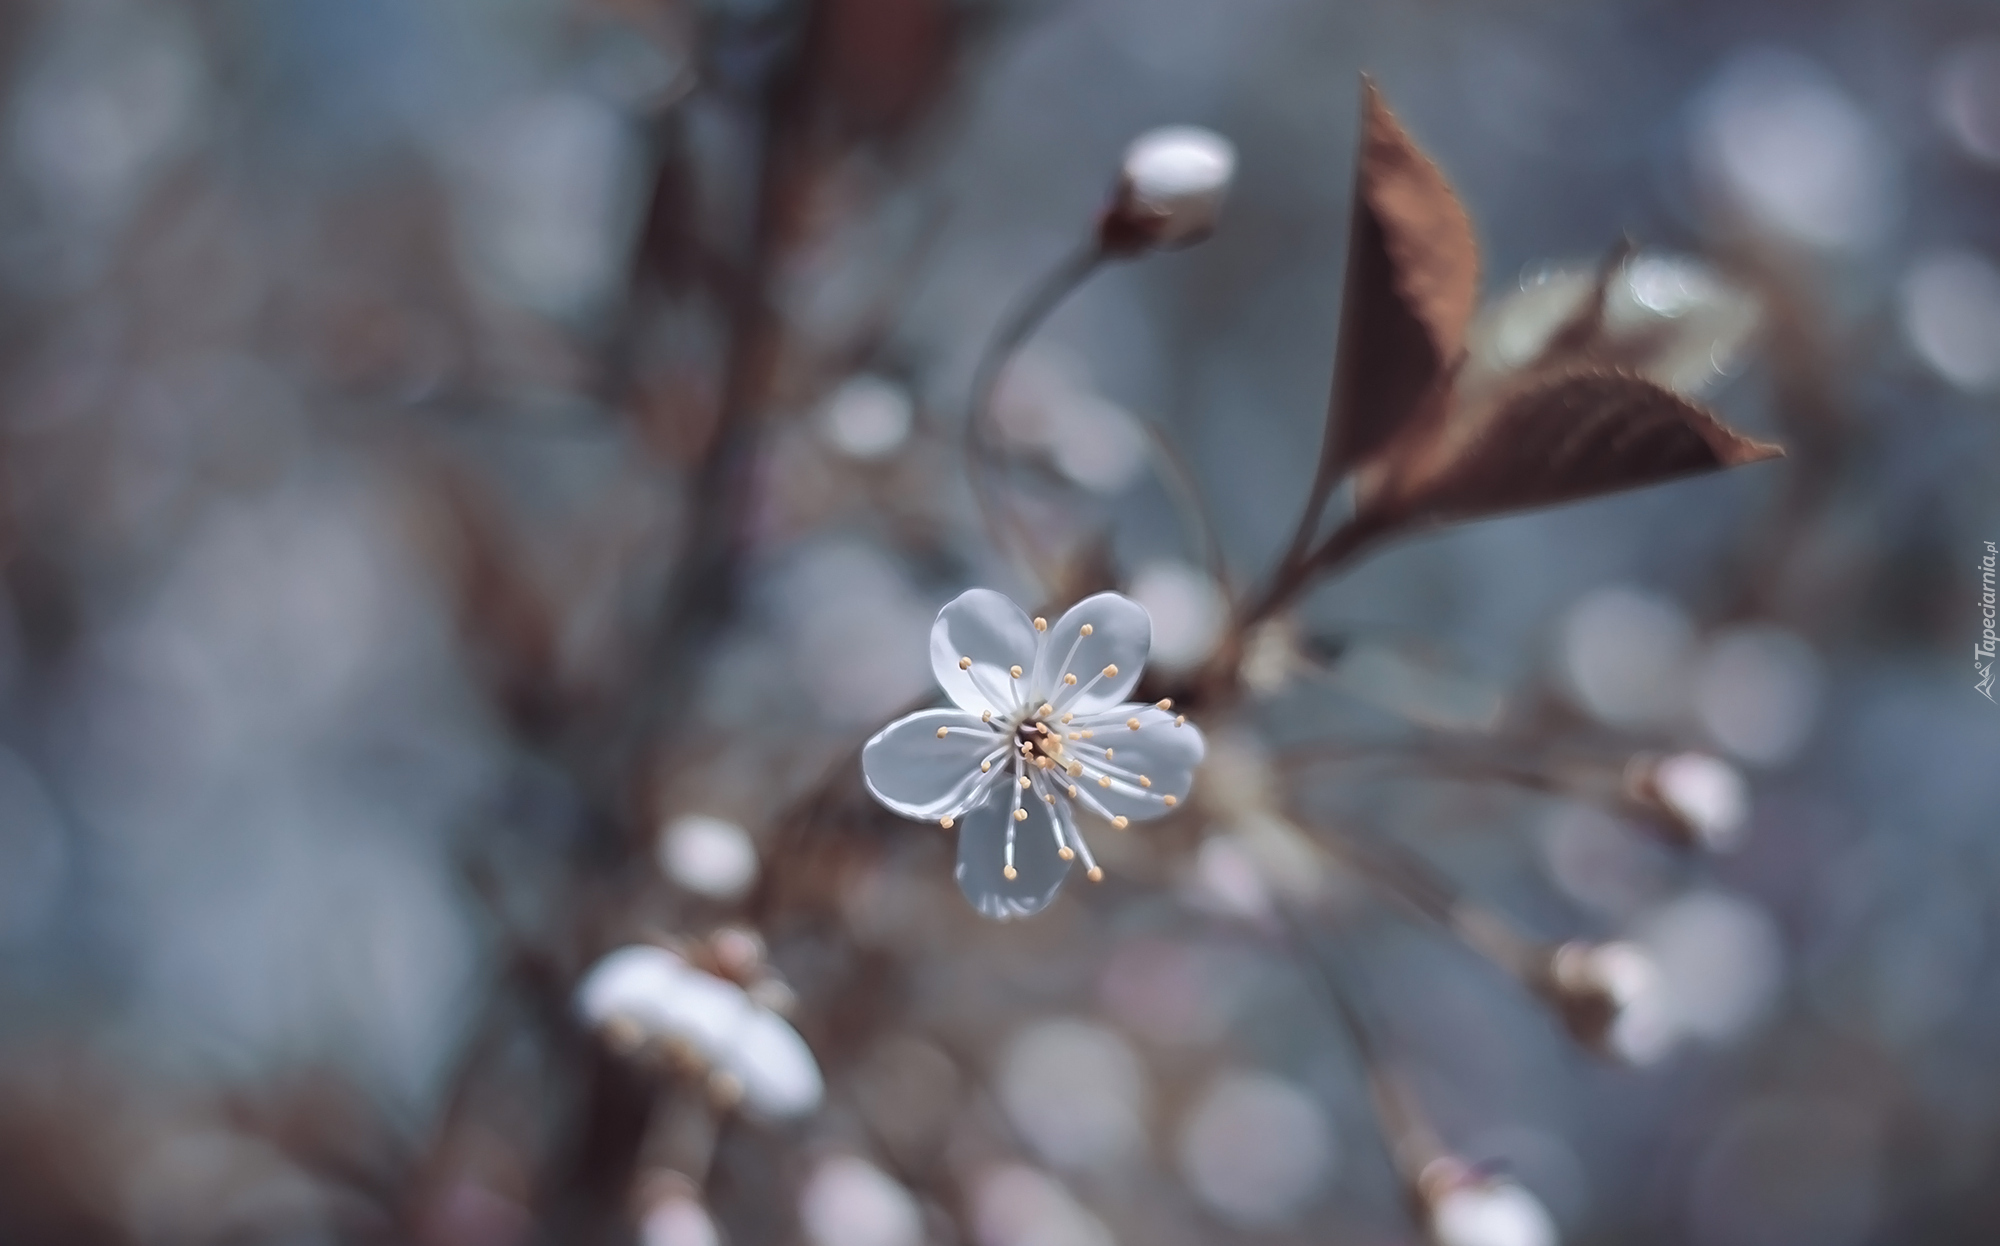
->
[1558,587,1694,727]
[1424,1164,1559,1246]
[819,375,916,460]
[998,1019,1147,1170]
[971,1165,1113,1246]
[1470,254,1759,397]
[994,350,1150,494]
[1634,890,1785,1044]
[1898,250,2000,392]
[1692,626,1823,765]
[658,814,760,901]
[1127,561,1227,671]
[1692,49,1894,251]
[800,1155,923,1246]
[1547,940,1677,1065]
[1177,1071,1335,1225]
[641,1189,722,1246]
[11,5,204,233]
[1641,751,1751,851]
[1934,40,2000,166]
[576,944,824,1119]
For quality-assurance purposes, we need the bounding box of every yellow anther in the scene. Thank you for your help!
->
[1038,703,1054,717]
[1081,730,1094,739]
[1034,616,1048,631]
[1061,713,1074,723]
[1163,795,1178,806]
[1019,776,1032,789]
[1068,732,1082,741]
[1067,784,1078,797]
[1080,624,1094,636]
[936,726,949,738]
[1175,715,1186,726]
[1104,748,1114,759]
[1087,867,1103,882]
[1126,718,1140,730]
[1058,846,1074,861]
[1037,756,1052,770]
[1066,760,1083,777]
[1157,699,1173,710]
[1138,775,1152,788]
[981,709,992,722]
[1063,673,1078,686]
[1112,815,1129,829]
[1003,866,1017,880]
[1010,665,1022,678]
[980,761,991,772]
[1102,664,1118,678]
[958,656,972,670]
[1098,776,1111,788]
[1014,807,1028,821]
[940,816,954,829]
[1043,793,1054,803]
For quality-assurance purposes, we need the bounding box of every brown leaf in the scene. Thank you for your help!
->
[1324,79,1481,476]
[1361,370,1783,524]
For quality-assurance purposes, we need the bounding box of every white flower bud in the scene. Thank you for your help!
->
[1543,939,1678,1065]
[1639,751,1750,851]
[1421,1163,1558,1246]
[659,814,760,900]
[576,945,824,1119]
[640,1179,721,1246]
[1101,126,1237,252]
[1625,750,1749,852]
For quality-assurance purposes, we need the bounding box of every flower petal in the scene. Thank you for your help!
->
[725,1007,825,1120]
[931,589,1040,716]
[954,788,1072,920]
[1033,591,1151,712]
[1073,705,1205,823]
[862,709,1006,820]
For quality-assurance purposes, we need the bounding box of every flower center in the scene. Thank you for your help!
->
[1013,716,1063,758]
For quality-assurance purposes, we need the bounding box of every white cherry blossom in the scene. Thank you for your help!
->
[862,589,1205,919]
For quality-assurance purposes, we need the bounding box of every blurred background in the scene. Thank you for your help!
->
[1,0,1997,1243]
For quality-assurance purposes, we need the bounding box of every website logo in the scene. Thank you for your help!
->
[1980,541,1997,703]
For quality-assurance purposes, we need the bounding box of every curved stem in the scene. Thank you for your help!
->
[1302,820,1541,979]
[1274,909,1442,1182]
[1136,415,1231,591]
[964,239,1107,589]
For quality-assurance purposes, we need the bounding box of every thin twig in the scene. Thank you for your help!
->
[963,238,1106,589]
[1273,908,1441,1182]
[1135,415,1231,591]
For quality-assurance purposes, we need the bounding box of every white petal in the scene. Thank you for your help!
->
[954,789,1072,920]
[1074,705,1204,823]
[862,709,1005,820]
[930,589,1040,716]
[725,1007,825,1120]
[1032,591,1150,712]
[577,946,747,1052]
[576,945,689,1031]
